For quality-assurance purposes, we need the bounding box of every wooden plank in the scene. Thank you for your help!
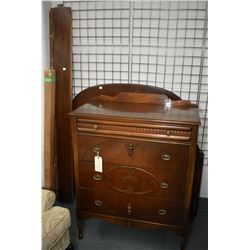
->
[44,70,56,190]
[50,5,73,203]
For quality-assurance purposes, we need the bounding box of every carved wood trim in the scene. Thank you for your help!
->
[77,122,191,141]
[126,143,136,156]
[77,118,191,130]
[127,203,132,215]
[171,100,198,108]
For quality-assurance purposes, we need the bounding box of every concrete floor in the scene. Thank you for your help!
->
[60,198,208,250]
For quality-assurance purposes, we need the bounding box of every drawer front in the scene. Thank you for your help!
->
[79,161,186,201]
[79,189,184,225]
[77,135,189,173]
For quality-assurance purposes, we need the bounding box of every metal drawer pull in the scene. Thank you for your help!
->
[94,200,103,206]
[93,147,101,154]
[158,209,167,215]
[161,154,171,161]
[93,174,102,181]
[160,182,169,189]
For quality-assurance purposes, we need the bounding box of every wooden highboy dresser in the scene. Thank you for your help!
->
[69,84,200,249]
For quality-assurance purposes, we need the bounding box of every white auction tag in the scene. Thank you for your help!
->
[94,156,103,172]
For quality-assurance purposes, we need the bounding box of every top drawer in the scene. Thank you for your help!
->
[77,135,189,173]
[76,118,192,142]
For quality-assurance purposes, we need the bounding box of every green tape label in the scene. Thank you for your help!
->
[44,76,56,83]
[44,70,56,83]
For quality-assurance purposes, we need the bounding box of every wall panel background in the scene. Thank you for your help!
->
[63,0,208,198]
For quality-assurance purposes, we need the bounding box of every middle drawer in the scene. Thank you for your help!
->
[78,161,186,201]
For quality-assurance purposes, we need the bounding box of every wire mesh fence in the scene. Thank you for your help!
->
[63,0,208,196]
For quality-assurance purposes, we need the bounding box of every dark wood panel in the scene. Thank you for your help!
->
[50,6,73,203]
[190,146,204,219]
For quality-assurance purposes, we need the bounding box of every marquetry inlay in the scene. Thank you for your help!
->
[105,166,157,195]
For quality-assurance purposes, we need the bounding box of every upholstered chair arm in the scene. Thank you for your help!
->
[42,189,56,212]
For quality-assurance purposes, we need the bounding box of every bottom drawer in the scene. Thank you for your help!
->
[79,189,184,225]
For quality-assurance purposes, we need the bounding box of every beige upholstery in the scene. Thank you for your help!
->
[42,190,56,211]
[42,190,71,250]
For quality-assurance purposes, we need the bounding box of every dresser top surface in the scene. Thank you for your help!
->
[70,101,200,125]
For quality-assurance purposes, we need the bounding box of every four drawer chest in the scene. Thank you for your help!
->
[69,84,201,249]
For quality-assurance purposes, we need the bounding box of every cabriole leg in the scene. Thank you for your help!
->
[180,236,186,250]
[77,220,84,239]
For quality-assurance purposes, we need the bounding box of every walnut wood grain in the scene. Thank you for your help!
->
[50,6,73,203]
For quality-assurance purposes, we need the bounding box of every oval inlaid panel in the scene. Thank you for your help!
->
[105,166,157,195]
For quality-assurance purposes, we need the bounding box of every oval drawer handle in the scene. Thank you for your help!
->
[160,182,169,189]
[93,174,102,181]
[94,200,103,206]
[161,154,171,161]
[93,124,98,129]
[158,209,167,216]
